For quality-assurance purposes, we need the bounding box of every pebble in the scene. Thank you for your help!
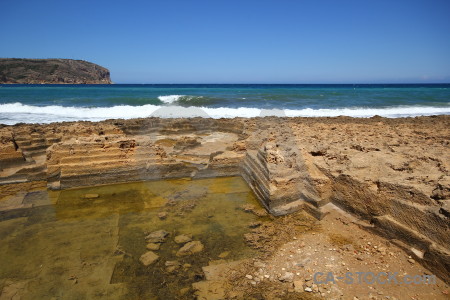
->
[304,287,313,292]
[278,272,294,282]
[407,258,415,264]
[245,275,253,280]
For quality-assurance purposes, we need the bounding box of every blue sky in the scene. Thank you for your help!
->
[1,0,449,83]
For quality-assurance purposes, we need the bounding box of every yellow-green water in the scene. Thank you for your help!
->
[0,177,264,299]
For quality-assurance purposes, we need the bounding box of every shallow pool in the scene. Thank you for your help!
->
[0,176,264,299]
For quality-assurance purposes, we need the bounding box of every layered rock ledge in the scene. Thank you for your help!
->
[0,116,449,282]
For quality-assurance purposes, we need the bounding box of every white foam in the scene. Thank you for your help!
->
[0,102,449,125]
[158,95,185,104]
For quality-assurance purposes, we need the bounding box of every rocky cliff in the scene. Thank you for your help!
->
[0,58,112,84]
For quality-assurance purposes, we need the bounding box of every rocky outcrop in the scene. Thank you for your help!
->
[0,115,449,282]
[0,58,112,84]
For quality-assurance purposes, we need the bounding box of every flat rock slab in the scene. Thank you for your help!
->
[176,241,204,257]
[174,234,192,244]
[139,251,159,266]
[146,243,161,251]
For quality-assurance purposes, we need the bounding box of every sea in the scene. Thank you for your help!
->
[0,84,449,125]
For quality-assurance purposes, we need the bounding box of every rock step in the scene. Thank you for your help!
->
[58,152,157,164]
[58,158,162,175]
[20,144,48,152]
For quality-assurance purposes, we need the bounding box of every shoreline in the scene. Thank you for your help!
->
[1,115,449,288]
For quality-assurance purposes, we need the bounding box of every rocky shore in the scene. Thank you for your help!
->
[0,115,449,298]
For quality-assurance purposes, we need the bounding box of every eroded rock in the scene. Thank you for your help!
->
[176,241,204,256]
[139,251,159,266]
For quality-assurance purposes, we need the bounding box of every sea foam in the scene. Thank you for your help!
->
[158,95,185,104]
[0,102,449,125]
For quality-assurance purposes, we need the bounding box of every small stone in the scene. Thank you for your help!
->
[145,230,169,243]
[174,234,192,244]
[407,258,415,264]
[279,272,294,282]
[176,241,204,256]
[139,251,159,266]
[83,193,99,199]
[157,212,168,220]
[250,280,257,285]
[146,243,161,251]
[218,251,230,258]
[312,284,319,293]
[165,260,181,272]
[304,287,313,292]
[246,275,253,280]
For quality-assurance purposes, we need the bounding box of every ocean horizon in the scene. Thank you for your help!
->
[0,83,449,125]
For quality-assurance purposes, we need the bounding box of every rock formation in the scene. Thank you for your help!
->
[0,115,449,283]
[0,58,112,84]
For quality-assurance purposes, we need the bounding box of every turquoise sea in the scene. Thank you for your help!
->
[0,84,449,124]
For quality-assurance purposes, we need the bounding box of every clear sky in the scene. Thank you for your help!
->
[1,0,449,83]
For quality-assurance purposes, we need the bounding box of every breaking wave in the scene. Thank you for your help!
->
[0,102,449,125]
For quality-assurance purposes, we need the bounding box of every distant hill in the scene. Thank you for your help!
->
[0,58,112,84]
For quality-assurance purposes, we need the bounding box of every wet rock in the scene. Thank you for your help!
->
[176,241,204,256]
[174,234,192,244]
[165,260,181,273]
[83,193,99,199]
[146,243,161,251]
[145,230,169,243]
[157,212,168,220]
[192,280,225,300]
[139,251,159,266]
[278,272,294,282]
[218,251,230,258]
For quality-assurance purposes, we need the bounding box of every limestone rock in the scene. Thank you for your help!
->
[146,243,161,251]
[278,272,294,282]
[145,230,169,243]
[165,260,181,273]
[158,212,168,220]
[83,193,99,199]
[139,251,159,266]
[176,241,204,256]
[174,234,192,244]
